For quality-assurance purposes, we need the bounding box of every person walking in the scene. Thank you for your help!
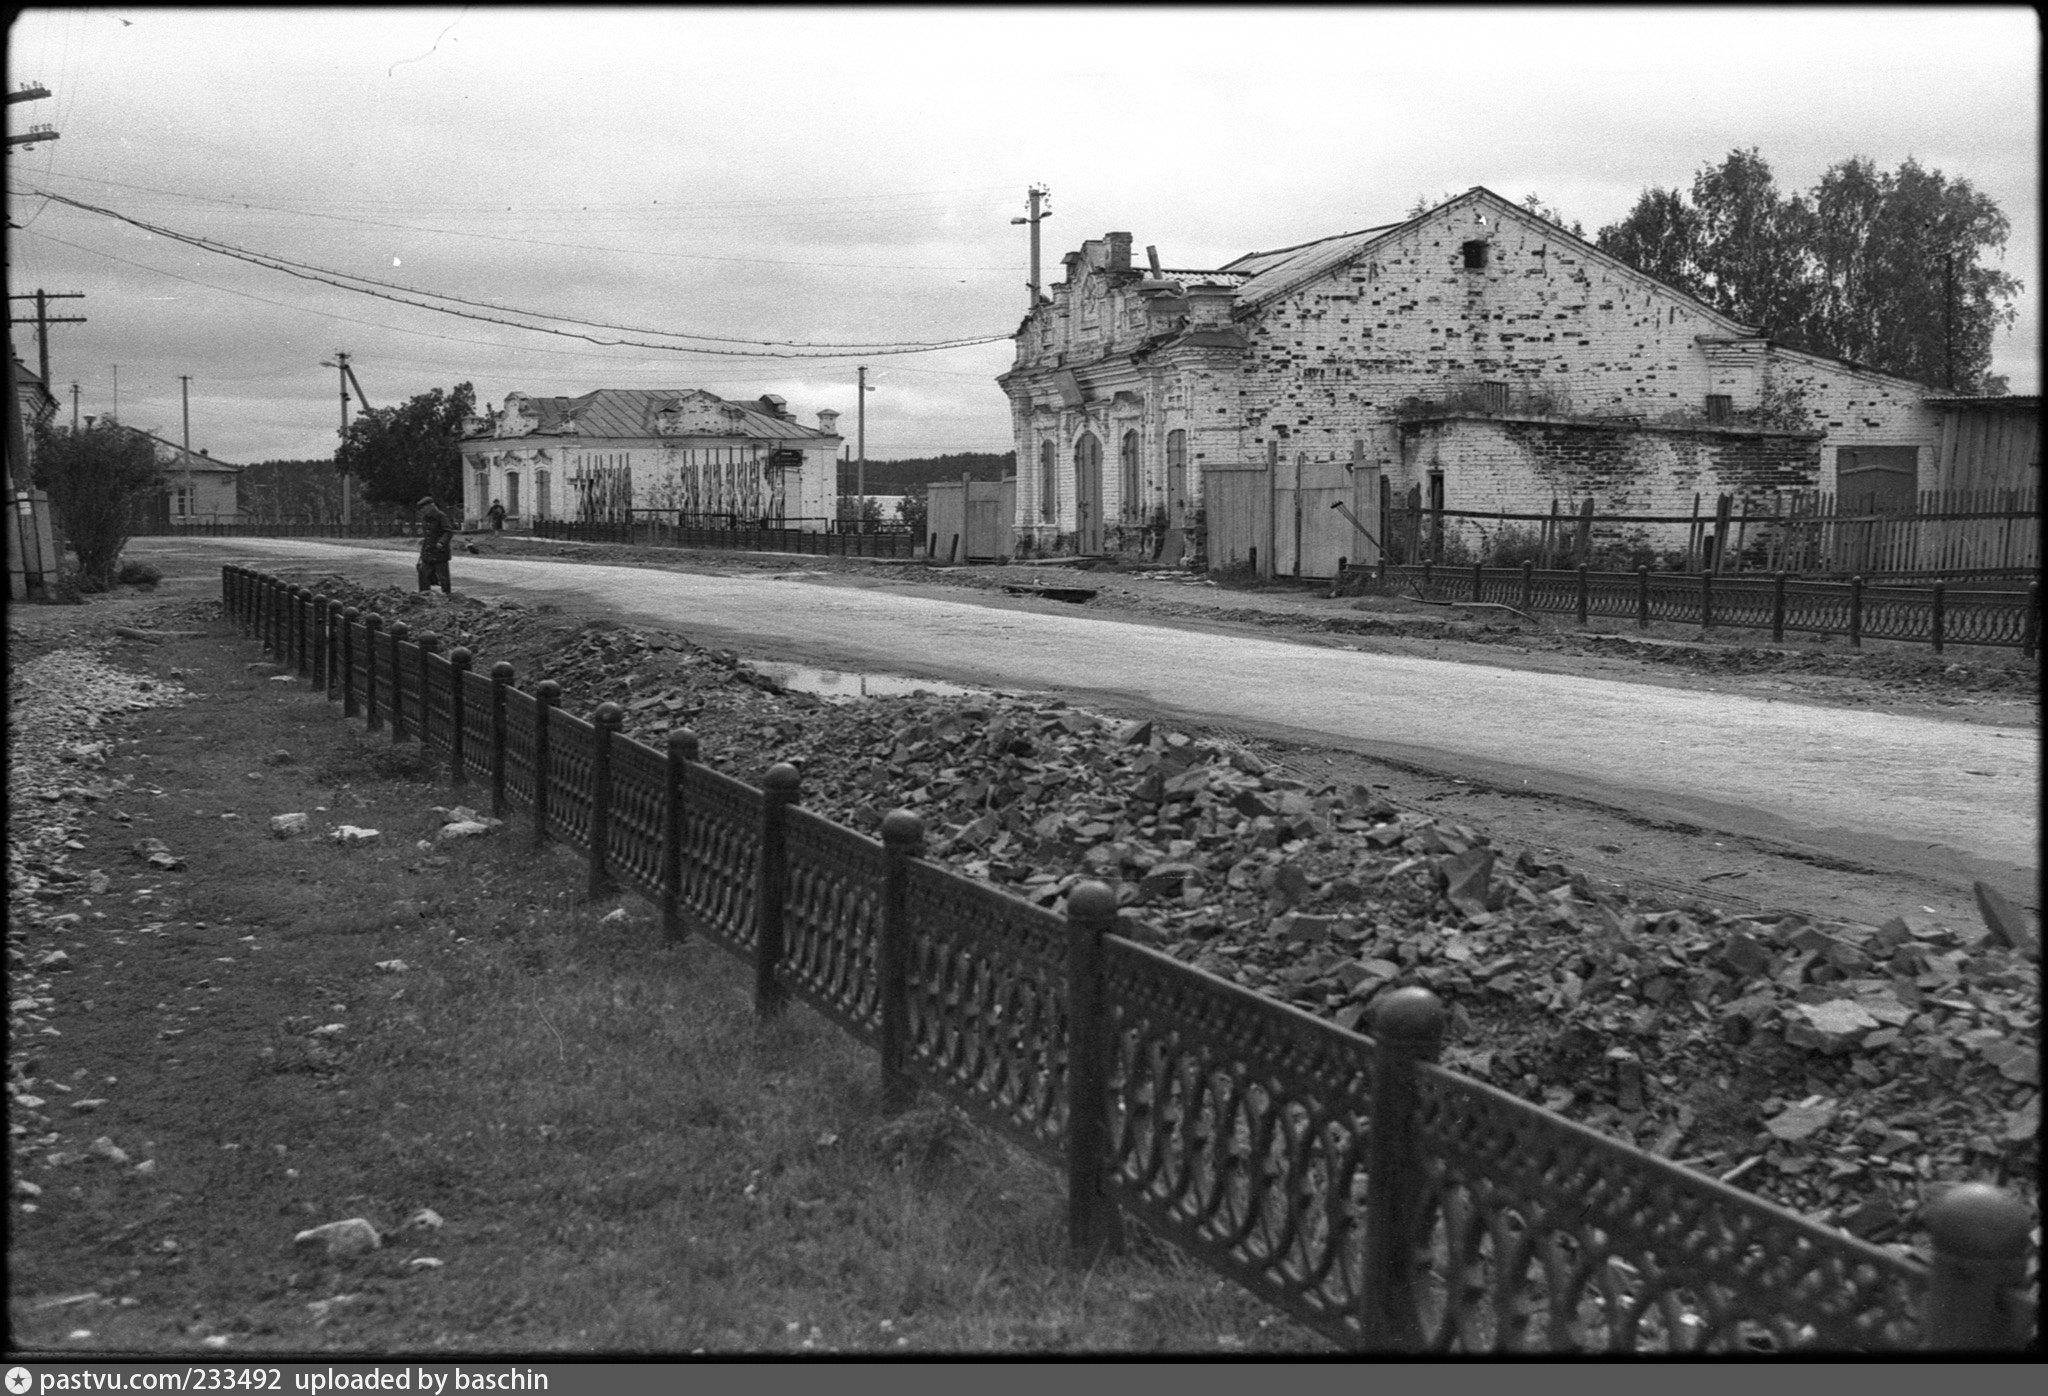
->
[486,498,507,532]
[416,495,455,594]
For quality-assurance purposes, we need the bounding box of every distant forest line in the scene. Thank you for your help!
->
[837,452,1015,495]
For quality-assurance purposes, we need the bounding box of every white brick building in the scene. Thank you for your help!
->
[457,389,843,529]
[998,187,1941,561]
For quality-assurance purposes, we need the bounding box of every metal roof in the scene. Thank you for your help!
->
[1223,223,1406,308]
[1924,393,2040,408]
[488,389,836,442]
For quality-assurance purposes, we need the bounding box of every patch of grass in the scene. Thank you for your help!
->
[7,594,1322,1355]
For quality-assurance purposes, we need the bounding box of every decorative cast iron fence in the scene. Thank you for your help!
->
[220,565,2037,1353]
[533,513,920,560]
[1381,561,2040,655]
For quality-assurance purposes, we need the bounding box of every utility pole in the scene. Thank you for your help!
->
[7,291,86,388]
[5,82,59,151]
[180,375,193,527]
[1010,184,1051,309]
[70,383,79,433]
[1943,252,1955,392]
[856,365,875,509]
[322,352,355,526]
[111,364,118,422]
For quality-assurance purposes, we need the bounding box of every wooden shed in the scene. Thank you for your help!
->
[926,476,1016,562]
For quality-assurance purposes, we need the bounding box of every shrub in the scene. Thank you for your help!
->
[33,419,163,591]
[118,560,163,588]
[1481,524,1546,568]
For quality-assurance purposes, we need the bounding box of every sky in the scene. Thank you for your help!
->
[5,6,2039,468]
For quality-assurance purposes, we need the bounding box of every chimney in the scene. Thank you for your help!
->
[817,409,841,434]
[1107,232,1133,274]
[758,393,789,418]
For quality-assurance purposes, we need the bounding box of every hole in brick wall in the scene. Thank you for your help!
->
[1462,241,1490,270]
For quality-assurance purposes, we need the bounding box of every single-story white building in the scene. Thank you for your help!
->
[457,388,843,529]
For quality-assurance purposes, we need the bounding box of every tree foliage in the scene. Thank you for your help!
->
[335,382,475,508]
[32,418,163,591]
[1597,149,2021,391]
[239,458,348,523]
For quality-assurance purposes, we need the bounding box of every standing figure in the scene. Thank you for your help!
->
[486,498,507,532]
[416,495,455,594]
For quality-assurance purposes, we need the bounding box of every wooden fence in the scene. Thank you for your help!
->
[221,564,2038,1353]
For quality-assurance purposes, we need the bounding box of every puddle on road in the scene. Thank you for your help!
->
[743,659,979,702]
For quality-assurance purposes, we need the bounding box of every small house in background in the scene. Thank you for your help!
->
[129,430,243,528]
[457,389,842,529]
[1000,187,1950,576]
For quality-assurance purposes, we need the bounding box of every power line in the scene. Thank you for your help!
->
[23,189,1014,357]
[16,171,1021,271]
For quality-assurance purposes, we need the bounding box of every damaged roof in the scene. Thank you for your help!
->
[482,389,836,441]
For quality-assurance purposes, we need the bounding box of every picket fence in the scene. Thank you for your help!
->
[221,565,2036,1353]
[1384,561,2040,654]
[535,513,920,560]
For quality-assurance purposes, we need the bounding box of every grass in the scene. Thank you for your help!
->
[7,584,1320,1355]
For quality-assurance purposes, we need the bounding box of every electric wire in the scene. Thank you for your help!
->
[23,189,1014,357]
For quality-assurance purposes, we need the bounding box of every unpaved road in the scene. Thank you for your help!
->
[144,537,2037,919]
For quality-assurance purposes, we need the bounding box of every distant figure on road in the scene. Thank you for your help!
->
[416,495,454,594]
[486,498,506,532]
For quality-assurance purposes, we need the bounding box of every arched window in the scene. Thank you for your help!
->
[505,471,521,517]
[535,469,551,520]
[473,468,489,518]
[1039,440,1058,521]
[1120,429,1141,518]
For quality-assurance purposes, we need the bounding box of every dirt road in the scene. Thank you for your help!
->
[144,537,2037,912]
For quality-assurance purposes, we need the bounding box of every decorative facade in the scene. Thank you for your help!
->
[456,388,842,529]
[997,187,1943,560]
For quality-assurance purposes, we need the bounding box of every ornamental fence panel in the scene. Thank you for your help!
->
[458,669,497,784]
[1102,935,1381,1347]
[674,763,762,953]
[899,860,1069,1167]
[605,736,669,904]
[544,709,597,850]
[778,807,888,1045]
[218,564,2036,1353]
[422,650,457,764]
[1405,1062,1924,1352]
[500,688,540,811]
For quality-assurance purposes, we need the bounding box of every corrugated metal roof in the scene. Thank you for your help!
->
[492,389,836,442]
[1226,222,1404,307]
[1925,393,2040,407]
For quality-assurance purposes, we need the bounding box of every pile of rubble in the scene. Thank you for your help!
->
[293,576,2041,1248]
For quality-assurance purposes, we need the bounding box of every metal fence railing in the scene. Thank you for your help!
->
[1380,561,2040,654]
[223,564,2037,1353]
[533,512,921,560]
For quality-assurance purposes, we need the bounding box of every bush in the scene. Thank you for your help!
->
[1481,524,1546,568]
[33,419,163,592]
[117,560,163,588]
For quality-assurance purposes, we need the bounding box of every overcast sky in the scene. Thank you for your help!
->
[6,6,2038,467]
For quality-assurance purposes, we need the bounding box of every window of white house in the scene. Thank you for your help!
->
[171,483,194,518]
[505,471,521,516]
[536,469,550,519]
[1120,429,1141,517]
[1039,440,1057,521]
[1462,240,1489,270]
